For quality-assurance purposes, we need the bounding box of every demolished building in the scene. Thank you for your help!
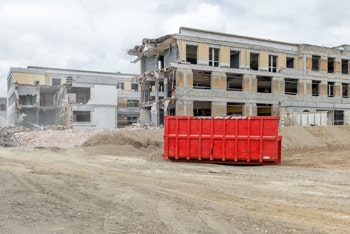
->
[128,27,350,126]
[7,66,140,129]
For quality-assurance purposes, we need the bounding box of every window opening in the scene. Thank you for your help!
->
[227,102,243,116]
[230,50,240,68]
[269,55,277,72]
[226,73,242,91]
[312,80,321,96]
[193,70,211,89]
[328,82,334,97]
[186,45,197,64]
[250,52,259,70]
[328,57,335,73]
[286,57,294,68]
[312,55,321,71]
[285,78,298,95]
[193,101,211,116]
[257,76,272,93]
[73,111,91,122]
[209,48,219,67]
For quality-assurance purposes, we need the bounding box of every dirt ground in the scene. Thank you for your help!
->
[0,126,349,234]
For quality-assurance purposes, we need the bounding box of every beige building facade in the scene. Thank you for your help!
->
[128,27,350,125]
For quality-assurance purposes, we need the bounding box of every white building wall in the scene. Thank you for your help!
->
[93,107,116,129]
[88,85,118,105]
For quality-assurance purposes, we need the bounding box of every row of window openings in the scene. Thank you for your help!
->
[193,102,272,117]
[312,55,349,74]
[186,45,294,71]
[192,72,349,98]
[73,111,138,124]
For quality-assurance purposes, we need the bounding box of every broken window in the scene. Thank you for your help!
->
[250,52,259,70]
[334,110,344,125]
[342,59,349,74]
[127,99,139,108]
[286,57,294,68]
[186,44,197,64]
[230,50,240,68]
[257,103,272,116]
[71,87,90,104]
[0,104,6,111]
[40,93,54,106]
[285,78,298,95]
[226,73,242,91]
[269,55,277,72]
[73,111,91,122]
[52,78,61,86]
[193,101,211,116]
[117,82,125,90]
[342,83,348,98]
[193,70,211,89]
[227,102,243,116]
[19,95,36,105]
[328,82,334,97]
[209,47,219,67]
[131,83,138,91]
[127,116,138,125]
[158,56,164,69]
[312,80,320,96]
[257,76,272,93]
[328,57,335,73]
[312,55,321,71]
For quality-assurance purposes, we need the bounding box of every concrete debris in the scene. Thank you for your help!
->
[0,125,163,149]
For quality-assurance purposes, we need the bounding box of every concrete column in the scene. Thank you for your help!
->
[239,48,250,69]
[306,55,312,70]
[211,71,226,90]
[277,53,286,71]
[297,80,305,96]
[334,82,342,97]
[197,43,209,65]
[335,58,341,73]
[242,74,257,92]
[305,80,312,96]
[259,50,269,71]
[176,100,193,116]
[176,68,193,88]
[243,103,257,116]
[320,56,328,72]
[212,101,226,117]
[344,110,350,125]
[272,104,280,116]
[178,40,186,62]
[219,46,230,68]
[272,77,284,94]
[319,81,328,97]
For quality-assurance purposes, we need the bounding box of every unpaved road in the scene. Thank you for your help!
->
[0,127,350,233]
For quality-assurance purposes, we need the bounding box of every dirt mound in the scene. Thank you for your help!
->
[83,129,163,149]
[281,125,350,153]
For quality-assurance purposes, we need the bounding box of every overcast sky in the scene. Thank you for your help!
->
[1,0,350,96]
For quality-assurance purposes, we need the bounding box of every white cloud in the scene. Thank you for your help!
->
[1,0,350,96]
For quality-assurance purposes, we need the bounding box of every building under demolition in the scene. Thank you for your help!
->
[128,27,350,126]
[7,67,140,129]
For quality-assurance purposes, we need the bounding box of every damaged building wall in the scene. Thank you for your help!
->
[0,98,7,127]
[7,67,140,129]
[128,27,350,126]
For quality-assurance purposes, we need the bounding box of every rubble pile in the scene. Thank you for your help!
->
[0,124,163,149]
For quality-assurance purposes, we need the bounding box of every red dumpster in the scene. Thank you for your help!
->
[164,116,282,165]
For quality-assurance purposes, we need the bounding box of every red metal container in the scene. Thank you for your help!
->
[164,116,282,165]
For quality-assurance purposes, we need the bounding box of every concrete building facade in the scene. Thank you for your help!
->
[7,67,140,129]
[128,27,350,125]
[0,97,7,127]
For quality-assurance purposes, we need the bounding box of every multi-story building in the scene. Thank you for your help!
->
[7,66,140,128]
[128,27,350,125]
[0,97,6,127]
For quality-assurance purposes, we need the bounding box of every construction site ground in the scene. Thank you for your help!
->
[0,126,349,234]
